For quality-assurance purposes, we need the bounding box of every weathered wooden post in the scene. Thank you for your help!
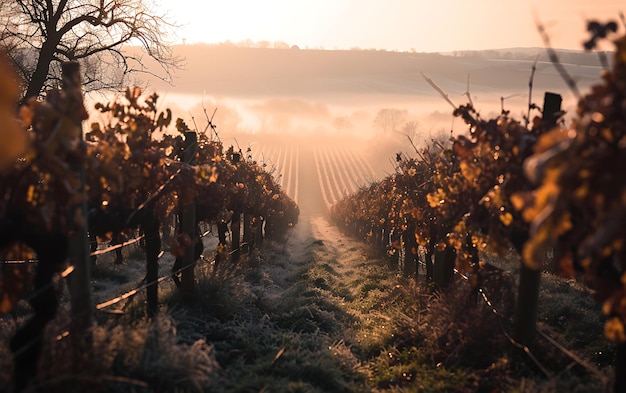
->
[403,223,418,278]
[513,263,541,345]
[425,237,435,282]
[142,211,161,317]
[243,212,253,253]
[63,61,93,340]
[433,246,455,290]
[542,92,562,127]
[388,228,400,271]
[231,210,242,263]
[513,92,561,345]
[180,131,197,301]
[254,216,264,245]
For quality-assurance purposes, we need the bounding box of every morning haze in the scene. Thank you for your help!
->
[130,42,605,178]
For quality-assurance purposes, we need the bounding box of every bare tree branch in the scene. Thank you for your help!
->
[535,16,582,101]
[0,0,181,100]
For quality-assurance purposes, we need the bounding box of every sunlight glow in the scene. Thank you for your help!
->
[161,0,621,52]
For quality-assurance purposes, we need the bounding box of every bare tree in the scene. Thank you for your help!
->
[0,0,181,101]
[401,120,420,141]
[332,116,352,133]
[373,108,408,135]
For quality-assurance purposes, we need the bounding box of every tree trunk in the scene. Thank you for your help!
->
[23,38,58,101]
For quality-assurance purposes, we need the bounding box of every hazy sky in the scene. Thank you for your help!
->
[163,0,621,52]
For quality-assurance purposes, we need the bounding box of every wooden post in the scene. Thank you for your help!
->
[63,62,93,340]
[381,228,387,257]
[231,210,241,263]
[542,92,562,128]
[433,246,455,290]
[425,249,434,281]
[513,264,541,345]
[403,224,417,278]
[242,212,253,253]
[388,228,399,272]
[217,220,228,246]
[468,234,481,306]
[67,204,92,332]
[143,212,161,317]
[509,230,539,346]
[426,237,435,282]
[254,216,264,245]
[615,343,626,393]
[181,131,197,301]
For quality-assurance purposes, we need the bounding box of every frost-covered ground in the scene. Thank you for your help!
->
[0,211,613,392]
[98,213,394,392]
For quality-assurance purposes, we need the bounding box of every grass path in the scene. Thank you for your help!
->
[165,213,410,392]
[195,213,612,392]
[185,213,432,392]
[0,214,613,392]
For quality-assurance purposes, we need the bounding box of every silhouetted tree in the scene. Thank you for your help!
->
[373,108,408,135]
[332,116,352,133]
[0,0,180,100]
[401,120,420,141]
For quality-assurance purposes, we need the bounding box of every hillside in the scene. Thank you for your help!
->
[140,44,605,99]
[121,44,610,179]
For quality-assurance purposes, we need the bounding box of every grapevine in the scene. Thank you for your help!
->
[0,60,300,390]
[331,19,626,391]
[0,61,88,392]
[515,27,626,391]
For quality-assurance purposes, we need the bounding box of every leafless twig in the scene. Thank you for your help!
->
[526,54,539,127]
[535,17,582,101]
[421,72,456,109]
[462,73,474,107]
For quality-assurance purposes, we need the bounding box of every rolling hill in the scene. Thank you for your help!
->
[138,44,606,99]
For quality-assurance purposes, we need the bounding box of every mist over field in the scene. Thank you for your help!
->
[122,44,606,178]
[3,0,623,388]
